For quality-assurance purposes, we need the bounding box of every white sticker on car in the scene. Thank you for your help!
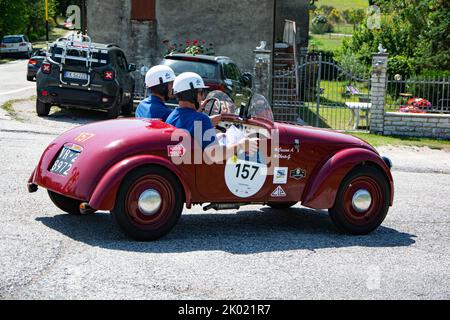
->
[271,186,286,198]
[225,152,267,198]
[273,167,288,184]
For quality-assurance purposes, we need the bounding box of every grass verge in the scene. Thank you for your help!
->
[350,132,450,150]
[1,96,35,122]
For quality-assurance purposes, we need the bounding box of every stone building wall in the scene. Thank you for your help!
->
[86,0,309,71]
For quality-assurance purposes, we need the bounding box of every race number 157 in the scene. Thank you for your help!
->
[235,164,259,180]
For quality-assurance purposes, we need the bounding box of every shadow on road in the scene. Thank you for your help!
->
[44,107,129,126]
[36,206,416,254]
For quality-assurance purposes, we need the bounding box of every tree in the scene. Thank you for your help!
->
[0,0,58,41]
[343,0,450,74]
[0,0,28,38]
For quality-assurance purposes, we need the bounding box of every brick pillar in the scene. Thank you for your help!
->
[253,43,272,101]
[370,53,389,134]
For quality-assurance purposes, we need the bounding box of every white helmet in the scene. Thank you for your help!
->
[145,65,176,88]
[173,72,208,95]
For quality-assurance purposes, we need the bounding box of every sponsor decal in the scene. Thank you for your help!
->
[273,167,288,184]
[168,144,186,157]
[273,154,291,161]
[274,147,294,153]
[290,168,306,180]
[74,132,95,143]
[271,186,286,198]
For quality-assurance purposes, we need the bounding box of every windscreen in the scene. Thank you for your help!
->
[2,37,22,43]
[162,59,219,80]
[203,90,237,116]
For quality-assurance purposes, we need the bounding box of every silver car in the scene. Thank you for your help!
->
[0,35,33,58]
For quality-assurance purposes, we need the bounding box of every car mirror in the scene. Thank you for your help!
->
[240,72,253,88]
[128,63,137,72]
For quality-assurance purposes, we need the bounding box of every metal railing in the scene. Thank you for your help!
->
[273,54,371,131]
[386,76,450,113]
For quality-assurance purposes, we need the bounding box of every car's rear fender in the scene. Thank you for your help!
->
[301,148,394,209]
[88,155,191,211]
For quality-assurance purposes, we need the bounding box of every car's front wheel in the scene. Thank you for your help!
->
[112,166,184,241]
[36,99,51,117]
[329,166,390,235]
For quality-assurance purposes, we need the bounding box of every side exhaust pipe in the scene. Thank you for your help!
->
[203,203,248,211]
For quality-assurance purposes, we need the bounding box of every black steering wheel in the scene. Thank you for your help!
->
[203,97,227,133]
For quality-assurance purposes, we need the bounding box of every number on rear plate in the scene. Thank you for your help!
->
[50,146,81,176]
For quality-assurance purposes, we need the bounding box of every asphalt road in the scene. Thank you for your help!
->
[0,60,35,107]
[0,62,449,299]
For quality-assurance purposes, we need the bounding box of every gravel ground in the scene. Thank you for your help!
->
[0,100,449,300]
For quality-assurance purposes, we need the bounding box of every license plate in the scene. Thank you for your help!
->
[50,145,82,176]
[64,71,88,80]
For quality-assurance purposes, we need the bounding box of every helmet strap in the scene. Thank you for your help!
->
[190,82,200,110]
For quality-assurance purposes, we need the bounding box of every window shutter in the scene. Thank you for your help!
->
[131,0,156,21]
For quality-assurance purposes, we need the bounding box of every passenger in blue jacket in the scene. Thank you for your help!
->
[135,65,176,120]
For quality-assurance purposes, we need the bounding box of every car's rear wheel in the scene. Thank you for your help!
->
[267,202,297,209]
[329,166,390,235]
[112,166,184,241]
[48,191,83,215]
[36,99,51,117]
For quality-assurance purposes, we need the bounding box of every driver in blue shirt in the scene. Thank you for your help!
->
[135,65,176,120]
[166,72,257,162]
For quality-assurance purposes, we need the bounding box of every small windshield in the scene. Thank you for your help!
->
[2,37,23,43]
[203,90,274,123]
[162,59,219,80]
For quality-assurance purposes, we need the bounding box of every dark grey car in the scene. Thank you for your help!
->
[36,36,136,118]
[27,49,47,81]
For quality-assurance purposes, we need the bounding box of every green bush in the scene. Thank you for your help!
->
[311,15,333,34]
[388,55,414,78]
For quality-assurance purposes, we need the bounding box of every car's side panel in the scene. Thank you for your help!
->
[301,148,394,209]
[89,155,192,211]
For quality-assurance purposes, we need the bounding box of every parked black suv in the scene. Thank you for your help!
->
[36,34,136,118]
[160,53,252,104]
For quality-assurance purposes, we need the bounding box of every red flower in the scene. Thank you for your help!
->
[193,39,199,45]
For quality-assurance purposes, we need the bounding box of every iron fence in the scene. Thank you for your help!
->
[273,54,372,131]
[132,65,149,101]
[385,76,450,113]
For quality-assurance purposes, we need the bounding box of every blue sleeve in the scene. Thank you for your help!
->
[135,102,147,118]
[200,115,217,150]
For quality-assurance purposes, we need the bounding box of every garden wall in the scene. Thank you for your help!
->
[383,112,450,139]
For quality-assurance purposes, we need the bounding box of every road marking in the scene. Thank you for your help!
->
[0,86,35,96]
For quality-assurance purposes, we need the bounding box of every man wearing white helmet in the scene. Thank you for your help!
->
[135,65,176,120]
[166,72,257,162]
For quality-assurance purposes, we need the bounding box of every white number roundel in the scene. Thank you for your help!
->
[225,153,267,198]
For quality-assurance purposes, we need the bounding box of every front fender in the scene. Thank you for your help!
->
[302,148,394,209]
[88,155,191,211]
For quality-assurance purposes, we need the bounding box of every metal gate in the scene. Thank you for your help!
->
[273,54,372,131]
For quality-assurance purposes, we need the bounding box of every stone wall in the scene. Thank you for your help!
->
[383,112,450,139]
[86,0,309,71]
[85,0,158,67]
[155,0,274,72]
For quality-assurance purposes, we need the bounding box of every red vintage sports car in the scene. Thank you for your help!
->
[28,91,394,241]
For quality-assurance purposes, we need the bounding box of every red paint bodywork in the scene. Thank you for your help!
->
[29,117,394,211]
